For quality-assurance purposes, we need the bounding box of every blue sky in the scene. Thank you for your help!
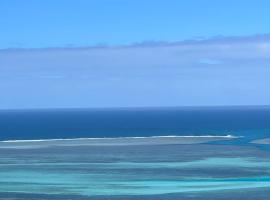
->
[1,1,270,109]
[1,0,270,48]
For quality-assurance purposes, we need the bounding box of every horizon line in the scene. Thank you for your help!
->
[1,105,270,112]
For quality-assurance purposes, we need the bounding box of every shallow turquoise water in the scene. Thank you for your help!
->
[0,107,270,199]
[0,142,270,199]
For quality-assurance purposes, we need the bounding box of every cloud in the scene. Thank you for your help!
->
[0,35,270,109]
[198,59,223,65]
[39,75,65,79]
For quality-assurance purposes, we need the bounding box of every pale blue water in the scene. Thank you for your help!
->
[0,106,270,199]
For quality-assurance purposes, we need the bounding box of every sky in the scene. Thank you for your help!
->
[1,0,270,109]
[1,0,270,48]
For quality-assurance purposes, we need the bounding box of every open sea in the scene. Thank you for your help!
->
[0,106,270,199]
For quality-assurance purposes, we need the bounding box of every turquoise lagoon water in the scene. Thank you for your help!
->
[0,106,270,199]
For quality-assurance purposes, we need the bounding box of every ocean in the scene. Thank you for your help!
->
[0,106,270,199]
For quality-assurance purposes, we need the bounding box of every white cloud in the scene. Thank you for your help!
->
[198,59,223,65]
[0,35,270,108]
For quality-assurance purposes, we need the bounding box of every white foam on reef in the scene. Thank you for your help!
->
[1,134,238,143]
[0,135,239,149]
[251,138,270,145]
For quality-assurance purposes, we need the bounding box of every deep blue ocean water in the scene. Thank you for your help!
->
[0,106,270,141]
[0,106,270,199]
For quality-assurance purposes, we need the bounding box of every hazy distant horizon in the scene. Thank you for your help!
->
[1,104,270,112]
[1,35,270,109]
